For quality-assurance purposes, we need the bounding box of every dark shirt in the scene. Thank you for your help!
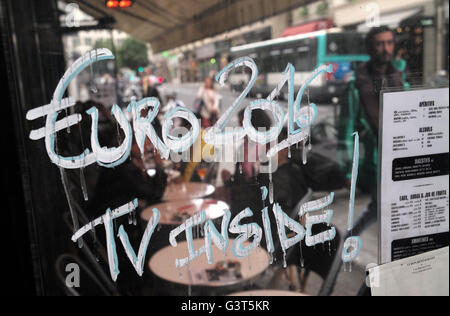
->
[355,61,405,131]
[256,161,310,240]
[228,160,310,218]
[89,159,167,216]
[270,162,310,213]
[338,61,406,191]
[258,162,339,279]
[146,85,164,108]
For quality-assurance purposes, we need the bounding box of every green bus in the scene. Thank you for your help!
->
[230,29,370,103]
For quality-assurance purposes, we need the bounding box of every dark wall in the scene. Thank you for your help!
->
[0,0,69,295]
[0,24,36,297]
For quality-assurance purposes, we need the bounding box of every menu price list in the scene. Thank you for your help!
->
[392,153,449,182]
[391,190,448,233]
[391,232,449,262]
[393,101,448,124]
[380,88,449,264]
[391,101,448,152]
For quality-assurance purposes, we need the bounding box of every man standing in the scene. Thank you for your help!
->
[339,26,408,237]
[142,67,164,107]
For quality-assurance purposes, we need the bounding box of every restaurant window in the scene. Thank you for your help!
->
[2,0,449,298]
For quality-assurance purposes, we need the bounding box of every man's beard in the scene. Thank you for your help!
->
[375,53,393,65]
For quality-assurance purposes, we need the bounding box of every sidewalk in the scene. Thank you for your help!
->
[317,188,377,296]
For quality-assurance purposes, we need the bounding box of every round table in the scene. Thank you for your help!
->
[141,199,229,225]
[228,289,308,296]
[149,239,270,288]
[163,182,215,201]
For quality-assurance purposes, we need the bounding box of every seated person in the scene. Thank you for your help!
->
[181,129,216,183]
[222,109,272,186]
[88,138,167,217]
[217,109,272,215]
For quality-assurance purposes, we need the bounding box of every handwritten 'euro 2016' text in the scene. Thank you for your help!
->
[26,49,362,282]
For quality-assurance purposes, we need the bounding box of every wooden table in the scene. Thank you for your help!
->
[228,289,308,296]
[163,182,215,202]
[149,239,270,288]
[141,199,229,225]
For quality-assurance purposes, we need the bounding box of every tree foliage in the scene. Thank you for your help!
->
[118,37,149,71]
[94,36,149,72]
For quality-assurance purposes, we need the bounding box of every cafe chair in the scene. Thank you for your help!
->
[55,254,114,296]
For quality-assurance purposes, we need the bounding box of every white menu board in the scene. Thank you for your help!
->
[379,88,449,264]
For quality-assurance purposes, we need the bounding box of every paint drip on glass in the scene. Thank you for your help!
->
[91,221,100,262]
[187,263,192,296]
[269,177,274,205]
[89,50,98,94]
[302,140,308,165]
[299,240,305,268]
[59,165,83,249]
[128,211,136,225]
[308,127,312,151]
[327,230,332,256]
[80,167,89,201]
[116,121,122,147]
[64,107,71,134]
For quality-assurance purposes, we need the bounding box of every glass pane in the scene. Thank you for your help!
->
[2,0,448,298]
